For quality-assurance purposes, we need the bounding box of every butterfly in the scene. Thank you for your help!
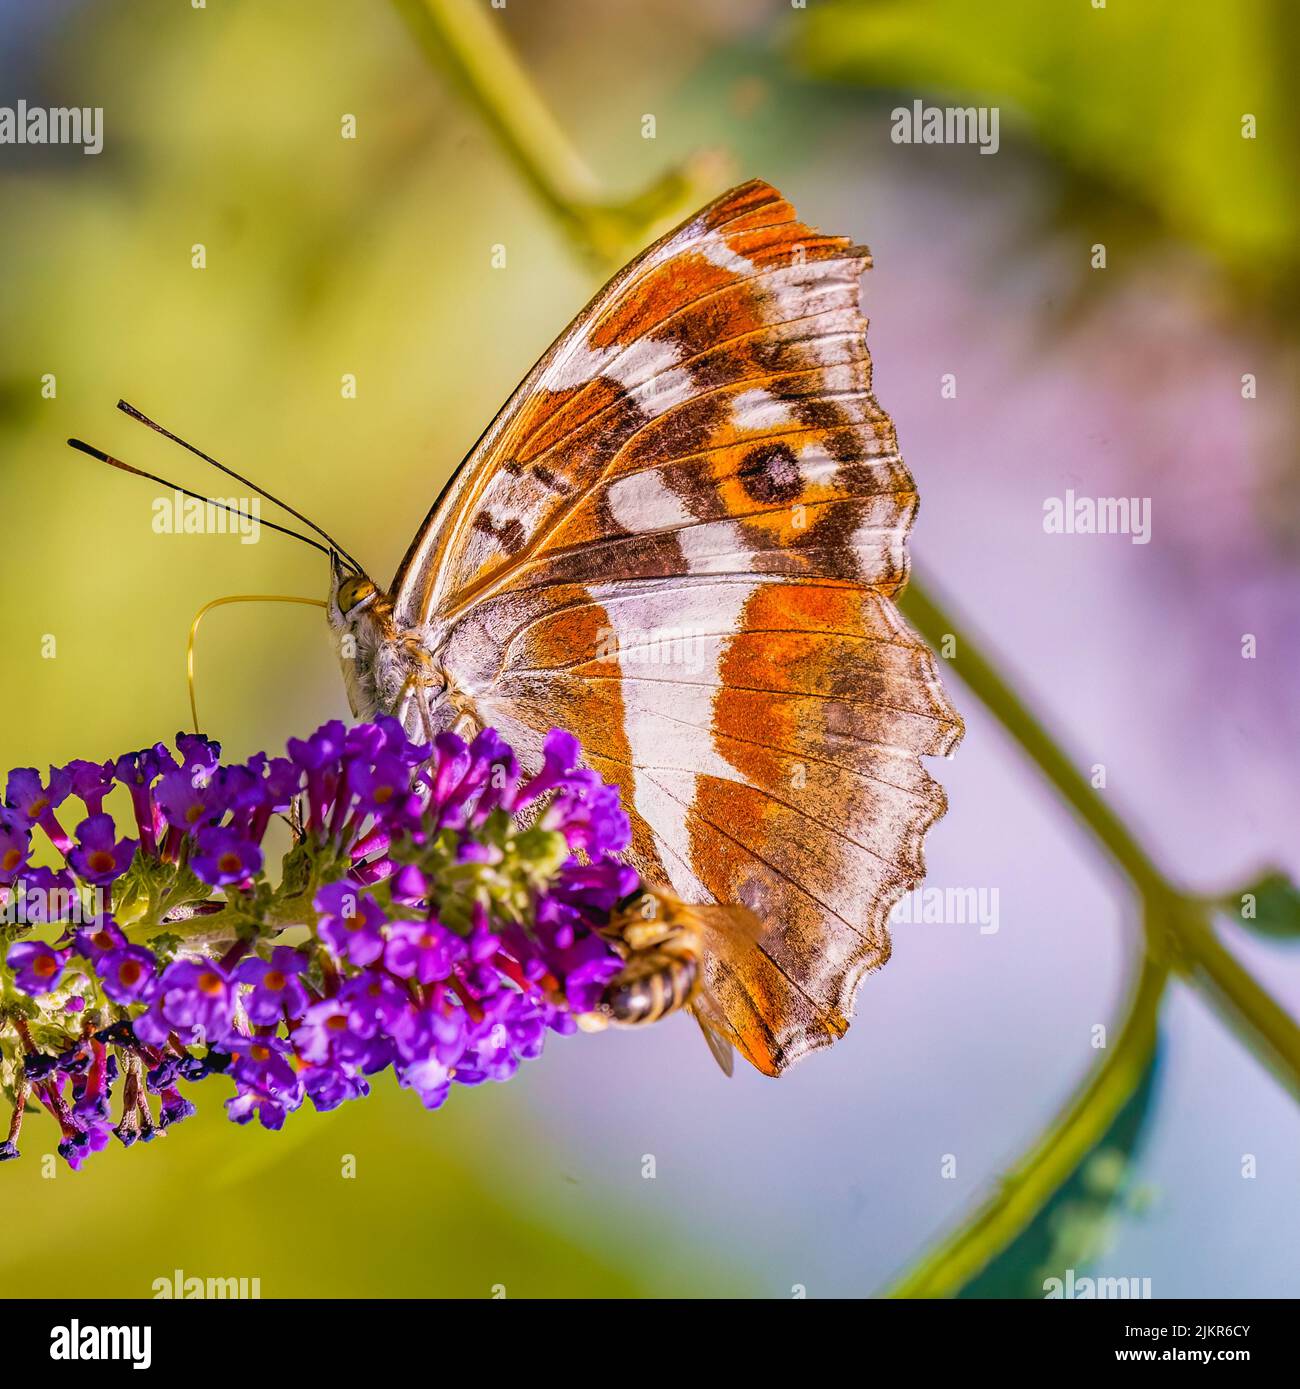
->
[75,180,962,1076]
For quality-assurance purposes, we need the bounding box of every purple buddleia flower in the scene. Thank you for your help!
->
[315,881,387,966]
[390,863,427,906]
[464,729,520,824]
[426,729,502,828]
[299,1062,368,1113]
[233,947,310,1024]
[349,752,415,819]
[212,761,266,827]
[5,766,70,822]
[340,969,408,1033]
[142,743,179,780]
[384,918,466,984]
[553,858,641,915]
[62,759,115,816]
[460,992,551,1083]
[238,756,301,845]
[293,996,372,1066]
[261,757,302,811]
[225,1035,304,1130]
[0,715,640,1160]
[72,1042,110,1118]
[376,714,429,764]
[287,721,347,772]
[14,865,82,926]
[98,945,158,1005]
[426,733,472,814]
[541,772,630,855]
[352,1034,396,1075]
[514,728,582,808]
[113,747,172,853]
[343,722,387,764]
[150,958,238,1047]
[6,940,70,994]
[63,1120,113,1171]
[396,1054,452,1110]
[155,767,217,831]
[467,906,502,965]
[175,733,221,774]
[158,1088,197,1128]
[5,767,74,858]
[74,919,127,959]
[226,1084,295,1130]
[130,999,179,1050]
[287,720,347,829]
[191,825,263,887]
[558,938,626,1014]
[0,812,31,885]
[67,814,139,887]
[391,999,466,1069]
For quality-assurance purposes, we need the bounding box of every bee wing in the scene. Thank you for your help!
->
[682,904,766,1078]
[688,903,766,951]
[686,902,816,1078]
[690,998,736,1078]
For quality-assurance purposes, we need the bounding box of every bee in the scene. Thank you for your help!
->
[586,887,763,1076]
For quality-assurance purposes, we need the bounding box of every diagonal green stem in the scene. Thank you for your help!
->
[900,572,1300,1099]
[888,948,1168,1298]
[1172,907,1300,1102]
[393,0,722,266]
[899,573,1169,902]
[888,575,1300,1292]
[390,0,1300,1295]
[392,0,601,221]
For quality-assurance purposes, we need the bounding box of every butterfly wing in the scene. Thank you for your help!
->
[392,179,962,1075]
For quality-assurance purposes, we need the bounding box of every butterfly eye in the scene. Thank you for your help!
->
[337,576,376,613]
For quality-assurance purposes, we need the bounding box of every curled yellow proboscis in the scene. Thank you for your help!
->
[186,595,327,735]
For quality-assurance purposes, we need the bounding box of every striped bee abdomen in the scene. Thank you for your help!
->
[602,950,700,1026]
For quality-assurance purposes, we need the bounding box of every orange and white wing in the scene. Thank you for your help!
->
[392,179,962,1075]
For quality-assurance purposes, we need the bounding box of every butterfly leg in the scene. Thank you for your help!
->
[413,679,439,746]
[385,673,418,740]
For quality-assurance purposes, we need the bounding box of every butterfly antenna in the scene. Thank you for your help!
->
[187,593,327,735]
[115,400,365,574]
[66,439,337,560]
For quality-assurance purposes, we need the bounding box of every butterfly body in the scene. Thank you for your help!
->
[329,557,461,734]
[324,181,961,1076]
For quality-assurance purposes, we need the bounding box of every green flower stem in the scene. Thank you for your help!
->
[901,572,1300,1099]
[898,573,1170,902]
[390,0,1300,1293]
[1172,906,1300,1103]
[393,0,601,218]
[888,948,1168,1298]
[392,0,720,265]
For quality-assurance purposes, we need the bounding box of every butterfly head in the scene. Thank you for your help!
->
[327,551,394,718]
[328,551,380,622]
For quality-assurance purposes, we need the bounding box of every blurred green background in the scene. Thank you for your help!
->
[2,0,1298,1298]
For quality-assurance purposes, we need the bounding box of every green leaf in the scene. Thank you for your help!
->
[148,931,183,964]
[278,840,316,900]
[1227,870,1300,940]
[957,1044,1162,1299]
[793,0,1300,312]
